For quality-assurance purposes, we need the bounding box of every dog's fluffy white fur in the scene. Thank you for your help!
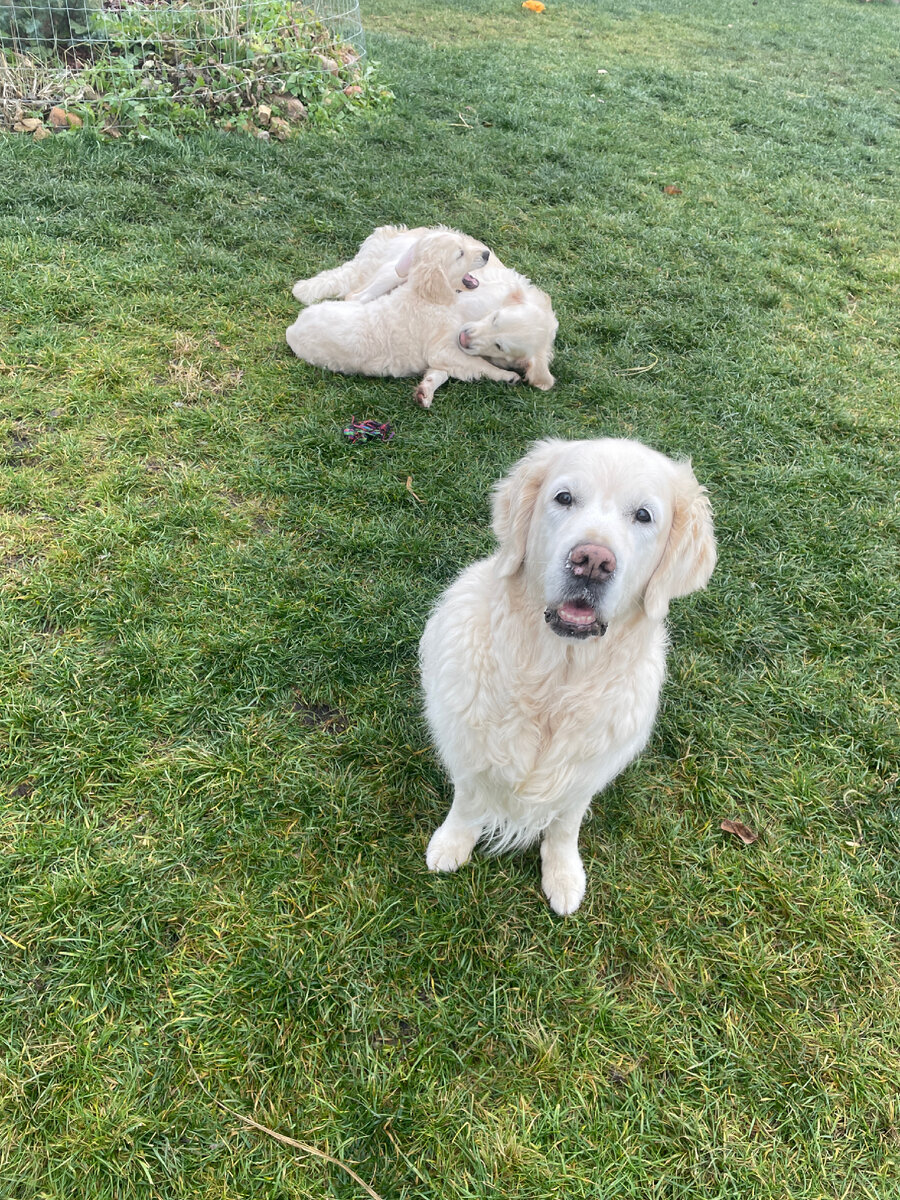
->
[420,438,717,915]
[286,229,525,396]
[292,224,456,306]
[290,224,558,405]
[441,261,558,396]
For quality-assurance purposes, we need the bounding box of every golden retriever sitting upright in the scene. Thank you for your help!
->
[286,230,523,393]
[420,438,717,915]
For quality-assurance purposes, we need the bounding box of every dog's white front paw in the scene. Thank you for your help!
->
[541,851,586,915]
[426,822,476,872]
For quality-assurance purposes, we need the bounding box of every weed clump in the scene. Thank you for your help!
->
[0,0,392,137]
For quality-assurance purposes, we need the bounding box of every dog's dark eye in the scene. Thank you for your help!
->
[555,491,574,507]
[495,341,503,351]
[634,507,653,524]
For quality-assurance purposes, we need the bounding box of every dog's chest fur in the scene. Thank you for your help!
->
[421,558,668,830]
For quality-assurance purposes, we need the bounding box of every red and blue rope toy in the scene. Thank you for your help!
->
[342,417,395,444]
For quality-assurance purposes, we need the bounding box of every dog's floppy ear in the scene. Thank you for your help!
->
[491,440,562,577]
[407,238,455,305]
[643,461,717,621]
[523,301,557,391]
[394,241,418,279]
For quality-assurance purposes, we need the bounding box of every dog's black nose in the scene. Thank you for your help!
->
[569,543,616,581]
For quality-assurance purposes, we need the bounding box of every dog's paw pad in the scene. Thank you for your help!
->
[426,825,475,872]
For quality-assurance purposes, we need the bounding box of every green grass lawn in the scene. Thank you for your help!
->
[1,0,899,1195]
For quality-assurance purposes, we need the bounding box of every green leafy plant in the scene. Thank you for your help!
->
[2,0,391,135]
[0,0,99,51]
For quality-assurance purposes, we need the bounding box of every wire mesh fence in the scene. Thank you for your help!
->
[0,0,372,135]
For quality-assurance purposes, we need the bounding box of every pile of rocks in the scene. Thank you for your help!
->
[3,103,83,138]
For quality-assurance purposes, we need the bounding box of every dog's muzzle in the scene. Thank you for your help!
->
[544,543,616,638]
[460,250,489,292]
[544,599,607,639]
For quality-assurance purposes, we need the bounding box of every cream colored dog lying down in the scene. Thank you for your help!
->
[420,438,717,915]
[416,267,558,404]
[286,230,526,399]
[292,224,459,305]
[291,224,558,404]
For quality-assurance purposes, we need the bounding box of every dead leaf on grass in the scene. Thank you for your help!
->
[720,818,759,845]
[663,184,683,195]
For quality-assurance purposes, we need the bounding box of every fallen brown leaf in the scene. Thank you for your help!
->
[721,818,759,845]
[406,477,422,502]
[663,184,682,195]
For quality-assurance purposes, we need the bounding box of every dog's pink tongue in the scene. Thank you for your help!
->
[558,601,595,626]
[461,273,479,289]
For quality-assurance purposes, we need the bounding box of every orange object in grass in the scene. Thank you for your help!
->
[523,1,546,11]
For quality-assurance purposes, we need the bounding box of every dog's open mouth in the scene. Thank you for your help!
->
[461,273,480,290]
[544,599,607,639]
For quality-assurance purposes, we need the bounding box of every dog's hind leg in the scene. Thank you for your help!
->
[294,228,414,304]
[347,263,406,303]
[292,263,360,304]
[348,242,419,303]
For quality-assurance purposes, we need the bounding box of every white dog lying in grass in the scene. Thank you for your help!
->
[286,229,526,401]
[290,224,558,406]
[420,438,717,915]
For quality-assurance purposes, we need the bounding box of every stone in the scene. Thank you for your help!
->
[282,97,306,122]
[49,106,69,128]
